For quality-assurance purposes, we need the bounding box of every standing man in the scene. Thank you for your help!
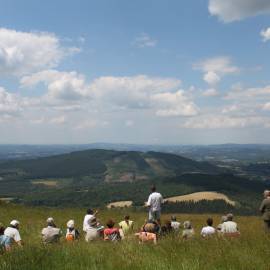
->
[146,186,163,224]
[259,190,270,232]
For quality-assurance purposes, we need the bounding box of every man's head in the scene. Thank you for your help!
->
[106,219,115,228]
[171,215,177,221]
[47,217,55,227]
[227,213,234,221]
[206,217,213,227]
[10,220,19,229]
[124,215,130,221]
[87,208,94,215]
[264,190,270,198]
[151,185,156,193]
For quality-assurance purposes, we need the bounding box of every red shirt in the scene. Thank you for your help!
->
[104,228,120,241]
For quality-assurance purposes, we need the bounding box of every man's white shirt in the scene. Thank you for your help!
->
[147,192,163,211]
[83,214,94,232]
[4,227,21,242]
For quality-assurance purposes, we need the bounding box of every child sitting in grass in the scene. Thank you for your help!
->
[182,221,195,240]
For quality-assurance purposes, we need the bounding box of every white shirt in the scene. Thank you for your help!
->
[83,214,94,232]
[147,192,163,211]
[171,221,181,230]
[4,227,21,242]
[201,226,216,237]
[221,221,238,233]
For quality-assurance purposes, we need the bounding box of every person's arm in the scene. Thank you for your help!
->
[146,194,152,207]
[14,231,23,246]
[153,234,157,245]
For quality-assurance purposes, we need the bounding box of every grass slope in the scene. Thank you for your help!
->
[0,203,269,270]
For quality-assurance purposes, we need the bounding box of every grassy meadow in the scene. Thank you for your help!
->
[0,203,269,270]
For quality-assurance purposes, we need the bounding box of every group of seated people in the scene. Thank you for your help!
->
[0,210,240,251]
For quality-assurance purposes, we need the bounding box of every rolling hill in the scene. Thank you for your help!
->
[0,149,267,213]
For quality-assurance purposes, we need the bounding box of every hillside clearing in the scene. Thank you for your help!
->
[31,180,58,187]
[107,201,133,208]
[164,191,235,206]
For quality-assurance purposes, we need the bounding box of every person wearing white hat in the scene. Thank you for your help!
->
[4,220,22,247]
[66,220,80,241]
[41,217,62,244]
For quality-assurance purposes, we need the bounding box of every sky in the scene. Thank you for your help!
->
[0,0,270,145]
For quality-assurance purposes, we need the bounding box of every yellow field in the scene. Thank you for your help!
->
[31,180,58,187]
[164,191,235,206]
[107,200,133,208]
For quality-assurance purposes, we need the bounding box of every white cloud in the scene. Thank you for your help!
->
[0,87,22,115]
[202,88,218,97]
[262,102,270,111]
[133,33,157,48]
[225,85,270,100]
[21,70,88,102]
[75,120,97,130]
[183,115,269,129]
[261,28,270,42]
[209,0,270,22]
[0,28,79,76]
[194,56,239,87]
[49,115,67,124]
[194,56,239,75]
[152,91,198,117]
[203,71,220,85]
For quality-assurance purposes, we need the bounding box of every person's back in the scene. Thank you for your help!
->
[171,216,180,231]
[259,191,270,232]
[182,221,195,240]
[119,216,133,236]
[42,226,61,243]
[85,217,103,242]
[221,214,239,234]
[201,218,215,238]
[0,223,11,252]
[66,220,79,242]
[104,219,121,241]
[42,218,61,244]
[147,192,163,212]
[4,220,22,247]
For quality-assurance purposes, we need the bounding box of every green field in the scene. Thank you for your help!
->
[0,203,269,270]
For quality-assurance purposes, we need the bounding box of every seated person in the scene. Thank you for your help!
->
[104,219,121,241]
[182,221,195,240]
[85,217,104,242]
[201,218,216,238]
[83,208,98,233]
[221,213,240,237]
[4,220,22,247]
[216,216,227,234]
[171,216,181,231]
[135,231,157,244]
[161,220,173,236]
[41,217,62,244]
[141,219,160,234]
[119,215,134,236]
[0,223,11,252]
[66,220,80,241]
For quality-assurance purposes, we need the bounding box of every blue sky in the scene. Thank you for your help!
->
[0,0,270,144]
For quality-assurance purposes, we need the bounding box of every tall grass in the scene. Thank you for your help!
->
[0,203,269,270]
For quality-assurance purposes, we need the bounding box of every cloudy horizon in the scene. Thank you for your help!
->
[1,0,270,144]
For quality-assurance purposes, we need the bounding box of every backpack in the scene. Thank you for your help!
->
[66,229,75,241]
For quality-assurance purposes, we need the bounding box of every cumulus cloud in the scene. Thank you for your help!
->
[151,91,198,117]
[194,56,239,75]
[0,87,22,115]
[133,33,157,48]
[182,115,269,129]
[203,71,220,85]
[21,70,88,102]
[209,0,270,22]
[0,28,79,76]
[261,28,270,42]
[202,88,218,97]
[194,56,239,87]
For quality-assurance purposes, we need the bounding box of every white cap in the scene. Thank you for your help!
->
[67,220,75,228]
[10,220,20,226]
[47,217,54,223]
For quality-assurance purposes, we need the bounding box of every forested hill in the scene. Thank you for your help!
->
[0,149,223,181]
